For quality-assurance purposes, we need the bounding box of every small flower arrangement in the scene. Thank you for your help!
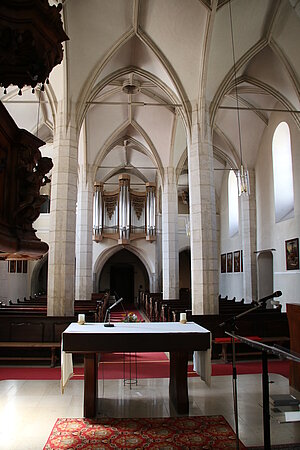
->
[122,312,140,323]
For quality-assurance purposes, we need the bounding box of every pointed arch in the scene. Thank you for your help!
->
[91,119,164,185]
[93,244,154,292]
[210,38,268,125]
[75,28,191,136]
[31,254,48,296]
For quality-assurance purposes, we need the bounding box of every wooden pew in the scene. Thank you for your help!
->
[190,310,289,361]
[148,293,163,321]
[172,308,192,322]
[158,299,191,322]
[0,315,85,366]
[0,299,103,321]
[142,292,161,320]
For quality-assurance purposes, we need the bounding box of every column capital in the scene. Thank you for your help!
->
[163,166,177,186]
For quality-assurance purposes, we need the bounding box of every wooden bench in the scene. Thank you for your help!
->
[214,336,290,363]
[0,342,61,367]
[0,316,82,367]
[191,311,290,360]
[159,299,191,322]
[0,301,101,321]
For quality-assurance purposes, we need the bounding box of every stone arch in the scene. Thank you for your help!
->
[30,254,48,296]
[257,250,274,307]
[179,247,191,292]
[94,245,155,299]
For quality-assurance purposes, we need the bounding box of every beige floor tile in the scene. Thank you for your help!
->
[0,373,299,449]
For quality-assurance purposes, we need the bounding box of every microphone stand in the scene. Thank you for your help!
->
[104,309,113,327]
[104,297,123,327]
[218,300,274,450]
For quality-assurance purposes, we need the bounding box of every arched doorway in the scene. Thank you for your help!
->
[257,251,273,308]
[179,248,191,301]
[31,254,48,296]
[98,249,149,306]
[179,249,191,290]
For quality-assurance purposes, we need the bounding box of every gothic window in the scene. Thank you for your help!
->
[272,122,294,223]
[228,170,239,237]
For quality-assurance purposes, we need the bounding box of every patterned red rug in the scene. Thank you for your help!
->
[43,416,247,449]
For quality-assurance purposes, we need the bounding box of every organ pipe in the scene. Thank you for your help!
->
[118,175,130,242]
[93,182,103,238]
[146,182,156,239]
[93,176,156,243]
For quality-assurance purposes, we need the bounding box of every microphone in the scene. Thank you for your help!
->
[104,297,124,327]
[107,297,123,311]
[254,291,282,305]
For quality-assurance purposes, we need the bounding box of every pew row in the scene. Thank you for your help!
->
[190,311,289,361]
[0,316,85,366]
[0,297,109,322]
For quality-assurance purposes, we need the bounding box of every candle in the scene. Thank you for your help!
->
[78,314,85,324]
[180,312,186,324]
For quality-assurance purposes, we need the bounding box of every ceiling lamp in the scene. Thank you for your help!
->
[228,0,250,196]
[122,80,140,95]
[0,0,69,93]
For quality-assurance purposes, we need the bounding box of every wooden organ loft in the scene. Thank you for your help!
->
[93,174,156,245]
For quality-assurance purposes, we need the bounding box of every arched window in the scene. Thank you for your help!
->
[228,170,239,237]
[272,122,294,223]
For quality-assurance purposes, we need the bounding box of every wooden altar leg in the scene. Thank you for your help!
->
[84,353,98,418]
[169,351,189,414]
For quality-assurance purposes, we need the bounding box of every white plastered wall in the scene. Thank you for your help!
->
[256,111,300,312]
[219,171,244,300]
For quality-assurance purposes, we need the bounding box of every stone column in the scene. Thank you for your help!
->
[188,102,218,314]
[47,103,78,316]
[161,167,179,299]
[240,169,257,302]
[75,167,93,301]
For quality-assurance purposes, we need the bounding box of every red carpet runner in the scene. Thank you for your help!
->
[0,359,289,380]
[43,415,247,449]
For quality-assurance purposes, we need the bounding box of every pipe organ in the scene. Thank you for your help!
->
[93,175,156,244]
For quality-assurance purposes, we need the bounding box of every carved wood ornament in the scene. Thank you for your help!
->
[0,0,68,259]
[0,102,53,259]
[0,0,69,91]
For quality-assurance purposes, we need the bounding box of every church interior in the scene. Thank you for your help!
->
[0,0,300,448]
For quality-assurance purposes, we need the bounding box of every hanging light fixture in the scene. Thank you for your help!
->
[228,0,250,196]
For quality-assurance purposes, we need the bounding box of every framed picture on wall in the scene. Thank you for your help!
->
[227,252,233,272]
[221,254,226,273]
[17,260,22,273]
[9,260,16,273]
[285,238,299,270]
[234,250,240,272]
[240,250,243,272]
[23,260,28,274]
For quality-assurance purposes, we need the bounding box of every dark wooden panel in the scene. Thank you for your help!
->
[287,304,300,391]
[0,101,51,259]
[169,351,189,414]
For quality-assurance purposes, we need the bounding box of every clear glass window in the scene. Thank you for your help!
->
[272,122,294,223]
[228,170,239,237]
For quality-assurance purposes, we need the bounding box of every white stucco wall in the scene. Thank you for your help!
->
[219,171,244,300]
[256,112,300,312]
[0,261,29,304]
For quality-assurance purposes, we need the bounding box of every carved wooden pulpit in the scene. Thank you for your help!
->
[0,0,68,260]
[0,102,52,260]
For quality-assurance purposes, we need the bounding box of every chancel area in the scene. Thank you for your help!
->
[0,0,300,448]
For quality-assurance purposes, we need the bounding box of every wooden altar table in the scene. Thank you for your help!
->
[62,321,211,418]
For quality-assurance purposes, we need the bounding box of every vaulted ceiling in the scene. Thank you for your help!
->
[1,0,299,203]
